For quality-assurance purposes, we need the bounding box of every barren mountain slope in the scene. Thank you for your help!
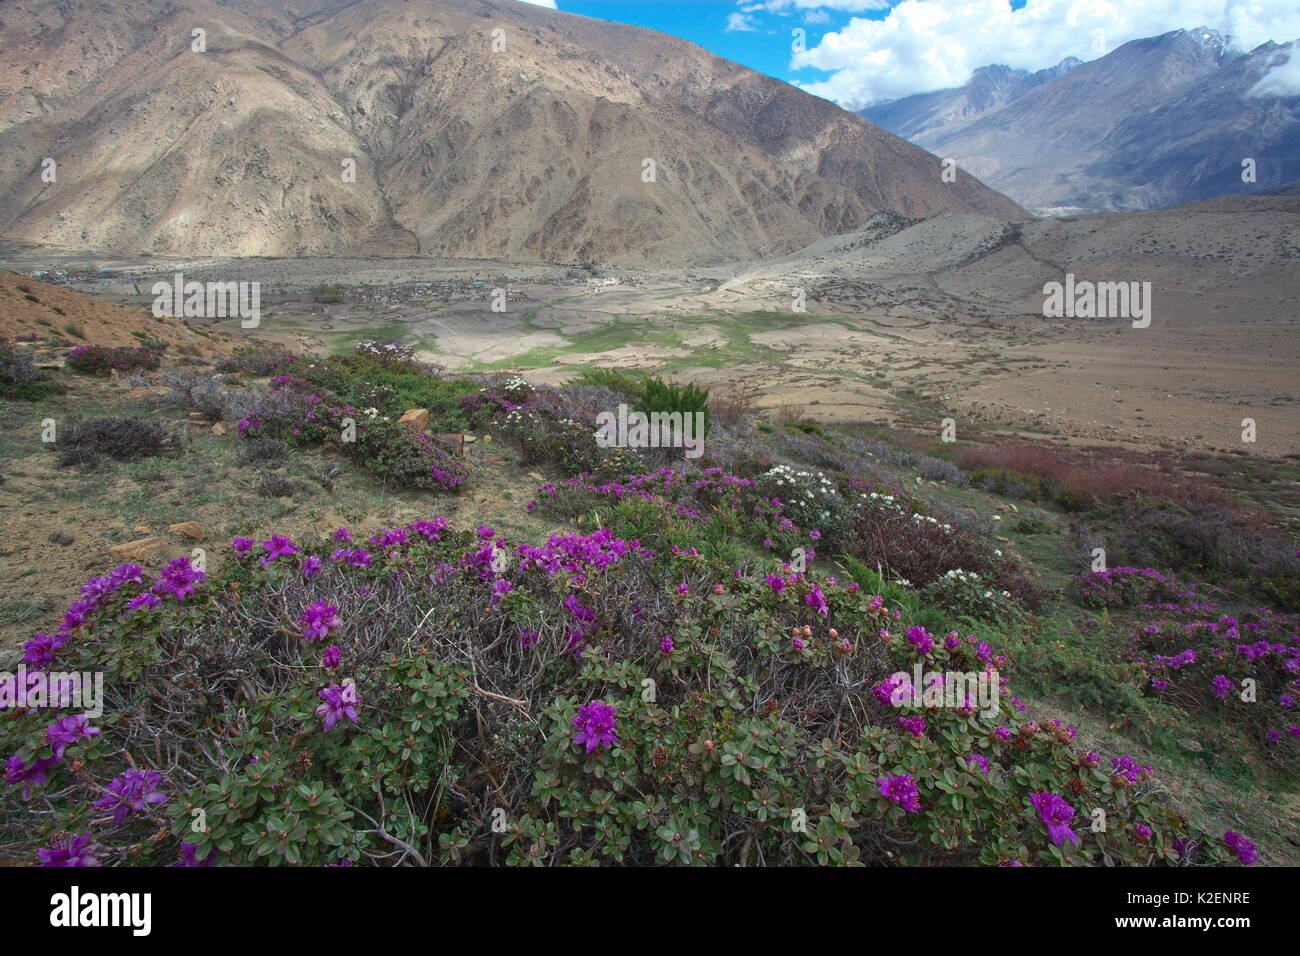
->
[0,0,1022,266]
[725,193,1300,312]
[0,270,233,356]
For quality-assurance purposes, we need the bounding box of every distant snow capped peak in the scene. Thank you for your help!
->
[858,26,1300,214]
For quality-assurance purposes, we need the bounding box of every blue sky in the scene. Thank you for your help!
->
[549,0,884,88]
[522,1,1300,108]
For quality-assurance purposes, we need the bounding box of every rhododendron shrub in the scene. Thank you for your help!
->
[1,524,1245,867]
[66,345,160,376]
[1118,594,1299,762]
[530,467,1040,610]
[1072,568,1188,609]
[921,569,1026,625]
[495,403,641,480]
[206,385,468,492]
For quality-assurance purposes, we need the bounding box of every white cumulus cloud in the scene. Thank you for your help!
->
[786,0,1300,107]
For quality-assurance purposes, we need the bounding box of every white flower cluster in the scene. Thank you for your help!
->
[502,408,534,428]
[763,465,839,523]
[856,493,953,533]
[942,568,1011,600]
[764,466,836,496]
[861,491,905,515]
[912,513,953,532]
[501,376,530,392]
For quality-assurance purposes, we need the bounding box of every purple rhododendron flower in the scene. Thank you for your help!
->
[22,632,69,666]
[873,674,911,706]
[876,772,921,813]
[298,600,342,643]
[898,715,926,737]
[316,680,360,731]
[152,557,205,600]
[1223,830,1257,865]
[125,592,162,614]
[659,635,674,654]
[4,752,58,797]
[331,547,372,568]
[107,563,146,588]
[260,535,301,567]
[572,701,619,755]
[302,555,322,579]
[92,769,167,825]
[231,537,254,555]
[1111,755,1152,783]
[173,843,216,867]
[47,715,100,759]
[321,645,341,669]
[38,832,100,867]
[906,626,934,656]
[1029,792,1079,847]
[966,754,990,774]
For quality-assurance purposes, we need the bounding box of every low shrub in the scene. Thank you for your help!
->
[843,435,971,488]
[254,473,302,498]
[1070,568,1188,609]
[497,404,640,479]
[66,346,160,376]
[0,340,63,401]
[835,487,1044,611]
[757,464,844,530]
[55,418,177,468]
[239,438,292,466]
[1013,516,1055,535]
[283,349,474,431]
[216,346,297,376]
[130,332,170,354]
[957,442,1229,513]
[1087,496,1300,611]
[354,419,467,492]
[1124,601,1299,763]
[1,526,1242,867]
[920,569,1027,626]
